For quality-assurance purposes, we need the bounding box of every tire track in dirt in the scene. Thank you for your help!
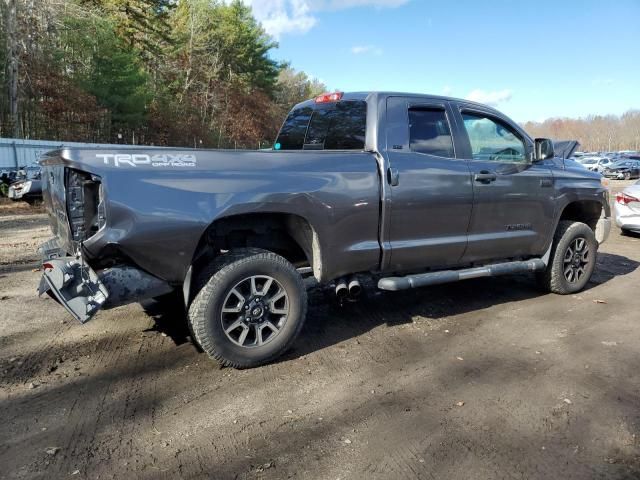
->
[49,331,133,478]
[3,207,640,479]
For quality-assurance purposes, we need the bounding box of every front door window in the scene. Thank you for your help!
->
[462,113,526,163]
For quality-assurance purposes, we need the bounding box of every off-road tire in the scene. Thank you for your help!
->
[537,220,597,294]
[188,249,307,368]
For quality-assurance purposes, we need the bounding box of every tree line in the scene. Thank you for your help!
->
[523,111,640,153]
[2,1,638,151]
[0,0,325,148]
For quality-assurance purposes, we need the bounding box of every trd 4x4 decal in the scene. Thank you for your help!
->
[96,153,197,168]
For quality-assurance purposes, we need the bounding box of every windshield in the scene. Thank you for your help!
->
[582,159,597,164]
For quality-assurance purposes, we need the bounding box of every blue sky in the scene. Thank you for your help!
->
[244,0,640,122]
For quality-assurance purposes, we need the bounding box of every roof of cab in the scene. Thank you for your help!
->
[292,91,504,115]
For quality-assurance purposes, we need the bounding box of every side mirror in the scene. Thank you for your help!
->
[535,138,554,161]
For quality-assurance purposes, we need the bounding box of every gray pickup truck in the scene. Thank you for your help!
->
[38,91,611,368]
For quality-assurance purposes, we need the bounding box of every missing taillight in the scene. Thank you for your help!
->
[66,169,104,242]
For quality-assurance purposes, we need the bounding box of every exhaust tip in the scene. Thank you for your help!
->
[348,278,362,298]
[335,278,348,299]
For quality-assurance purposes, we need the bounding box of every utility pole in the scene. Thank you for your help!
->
[5,0,19,138]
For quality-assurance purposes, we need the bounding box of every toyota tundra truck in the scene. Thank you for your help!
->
[37,91,611,368]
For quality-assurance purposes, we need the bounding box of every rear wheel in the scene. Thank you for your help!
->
[188,249,307,368]
[537,221,597,294]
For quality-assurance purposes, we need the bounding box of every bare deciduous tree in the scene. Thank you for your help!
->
[4,0,19,136]
[523,112,640,152]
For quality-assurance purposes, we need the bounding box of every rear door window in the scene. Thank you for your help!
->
[408,108,455,158]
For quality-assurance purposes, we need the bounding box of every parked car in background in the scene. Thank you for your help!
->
[7,166,43,203]
[0,169,17,197]
[553,140,579,160]
[603,160,640,180]
[576,156,600,164]
[565,159,588,170]
[553,140,588,171]
[579,156,612,173]
[578,157,599,170]
[8,178,43,203]
[614,180,640,234]
[1,168,18,185]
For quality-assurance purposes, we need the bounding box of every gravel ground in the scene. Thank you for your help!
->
[1,183,640,480]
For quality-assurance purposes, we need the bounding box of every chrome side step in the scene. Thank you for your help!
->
[377,259,546,291]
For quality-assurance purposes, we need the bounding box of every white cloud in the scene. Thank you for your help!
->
[351,45,383,55]
[592,77,614,87]
[442,85,453,96]
[237,0,410,38]
[240,0,317,38]
[465,89,513,106]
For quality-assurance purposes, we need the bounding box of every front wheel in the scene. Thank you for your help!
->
[537,221,598,294]
[188,249,307,368]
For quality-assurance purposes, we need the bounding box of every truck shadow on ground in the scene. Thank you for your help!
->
[4,330,639,480]
[141,299,197,348]
[141,252,639,366]
[589,252,640,286]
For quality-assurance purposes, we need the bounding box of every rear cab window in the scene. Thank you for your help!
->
[275,100,367,151]
[274,106,313,150]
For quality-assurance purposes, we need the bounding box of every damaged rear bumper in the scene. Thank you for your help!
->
[39,256,109,323]
[38,239,173,324]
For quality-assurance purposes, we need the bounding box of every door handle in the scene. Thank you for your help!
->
[474,171,497,183]
[387,167,400,186]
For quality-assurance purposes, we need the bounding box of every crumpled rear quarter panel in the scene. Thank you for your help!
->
[53,148,381,284]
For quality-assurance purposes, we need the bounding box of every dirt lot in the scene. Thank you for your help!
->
[1,184,640,480]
